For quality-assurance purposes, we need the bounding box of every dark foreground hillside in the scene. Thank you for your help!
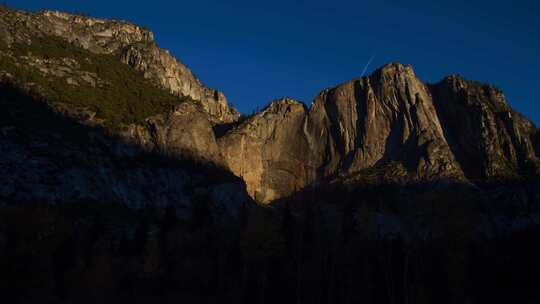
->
[2,182,540,304]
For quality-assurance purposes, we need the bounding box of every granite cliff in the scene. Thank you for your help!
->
[220,64,539,202]
[0,7,239,123]
[0,7,539,206]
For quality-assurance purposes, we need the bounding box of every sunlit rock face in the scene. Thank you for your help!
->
[218,98,310,203]
[0,7,239,124]
[119,44,239,124]
[123,101,225,165]
[220,64,466,203]
[220,63,539,202]
[305,63,463,180]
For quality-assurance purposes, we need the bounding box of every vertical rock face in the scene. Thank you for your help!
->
[0,7,239,123]
[306,63,463,180]
[218,98,310,203]
[220,64,467,202]
[124,102,224,164]
[431,75,538,180]
[220,63,538,202]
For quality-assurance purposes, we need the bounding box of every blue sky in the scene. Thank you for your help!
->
[11,0,540,124]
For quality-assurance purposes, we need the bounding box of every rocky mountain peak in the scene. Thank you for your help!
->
[0,7,154,53]
[260,97,306,115]
[38,10,155,46]
[437,74,509,110]
[373,62,416,77]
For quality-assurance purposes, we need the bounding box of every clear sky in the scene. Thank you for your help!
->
[11,0,540,124]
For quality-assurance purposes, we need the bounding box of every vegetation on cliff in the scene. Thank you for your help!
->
[1,35,189,127]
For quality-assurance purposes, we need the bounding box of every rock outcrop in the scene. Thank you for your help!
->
[119,43,237,124]
[0,6,239,123]
[218,98,310,203]
[305,63,463,180]
[125,101,224,164]
[220,64,539,202]
[430,75,538,180]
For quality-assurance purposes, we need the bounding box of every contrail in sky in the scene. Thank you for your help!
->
[360,54,376,77]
